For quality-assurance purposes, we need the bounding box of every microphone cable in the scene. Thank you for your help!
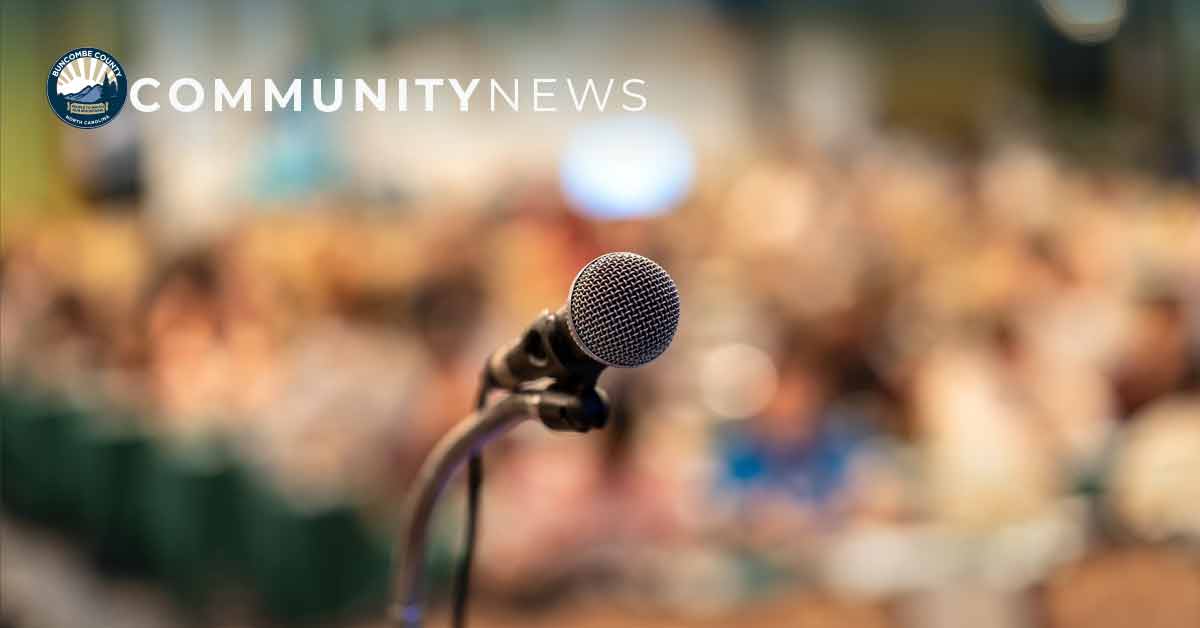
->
[452,380,491,628]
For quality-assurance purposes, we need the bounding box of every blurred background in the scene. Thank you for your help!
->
[2,1,1199,627]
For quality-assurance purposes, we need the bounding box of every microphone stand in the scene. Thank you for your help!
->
[391,386,609,628]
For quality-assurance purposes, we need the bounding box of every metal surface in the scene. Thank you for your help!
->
[565,252,680,368]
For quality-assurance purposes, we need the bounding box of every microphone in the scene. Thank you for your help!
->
[395,252,680,627]
[484,252,681,423]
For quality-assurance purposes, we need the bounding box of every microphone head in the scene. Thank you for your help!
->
[565,252,680,368]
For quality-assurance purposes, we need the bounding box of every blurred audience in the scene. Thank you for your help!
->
[2,140,1198,625]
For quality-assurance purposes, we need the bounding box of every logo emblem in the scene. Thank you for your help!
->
[47,47,127,129]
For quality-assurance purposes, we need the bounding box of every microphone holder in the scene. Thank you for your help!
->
[391,385,609,627]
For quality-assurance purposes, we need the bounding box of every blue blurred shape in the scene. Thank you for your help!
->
[561,116,695,220]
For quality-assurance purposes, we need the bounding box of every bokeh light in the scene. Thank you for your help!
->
[560,116,695,220]
[698,343,779,420]
[1041,0,1128,44]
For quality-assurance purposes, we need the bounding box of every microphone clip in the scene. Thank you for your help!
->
[532,386,609,433]
[484,309,610,433]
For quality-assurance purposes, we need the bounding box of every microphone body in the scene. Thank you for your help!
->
[484,308,608,431]
[486,307,602,389]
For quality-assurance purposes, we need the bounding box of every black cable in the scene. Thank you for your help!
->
[452,382,491,628]
[453,453,482,628]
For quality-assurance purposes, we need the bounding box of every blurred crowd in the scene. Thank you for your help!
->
[3,136,1199,624]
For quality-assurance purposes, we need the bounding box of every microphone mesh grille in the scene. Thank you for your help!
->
[567,252,680,367]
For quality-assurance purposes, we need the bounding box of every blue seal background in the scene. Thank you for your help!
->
[46,47,128,129]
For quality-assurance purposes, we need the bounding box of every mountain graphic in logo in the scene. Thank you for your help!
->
[63,83,105,103]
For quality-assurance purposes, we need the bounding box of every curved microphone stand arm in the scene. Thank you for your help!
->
[391,388,607,627]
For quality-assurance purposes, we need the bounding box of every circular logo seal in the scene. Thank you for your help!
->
[46,47,127,129]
